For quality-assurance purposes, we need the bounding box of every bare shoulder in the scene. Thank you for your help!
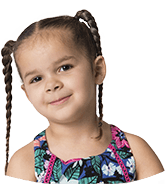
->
[6,141,36,182]
[124,132,164,180]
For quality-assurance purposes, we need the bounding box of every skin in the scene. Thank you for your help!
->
[6,31,164,182]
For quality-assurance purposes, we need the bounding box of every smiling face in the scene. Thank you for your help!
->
[15,30,105,125]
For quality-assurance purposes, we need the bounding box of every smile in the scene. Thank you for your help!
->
[50,95,72,105]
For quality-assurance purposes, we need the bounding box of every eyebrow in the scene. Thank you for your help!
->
[24,56,75,80]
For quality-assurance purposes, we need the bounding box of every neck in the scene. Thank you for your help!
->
[47,114,100,144]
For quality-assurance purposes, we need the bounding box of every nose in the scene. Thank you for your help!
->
[45,77,63,93]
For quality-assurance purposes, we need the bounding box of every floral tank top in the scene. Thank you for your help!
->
[34,125,136,184]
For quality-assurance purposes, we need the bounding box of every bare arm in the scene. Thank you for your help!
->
[6,141,36,182]
[125,132,164,180]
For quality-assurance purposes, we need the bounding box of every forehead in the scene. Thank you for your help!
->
[18,29,74,52]
[15,29,90,74]
[14,29,88,60]
[15,29,79,64]
[17,33,76,61]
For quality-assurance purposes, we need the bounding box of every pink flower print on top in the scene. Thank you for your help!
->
[111,126,130,149]
[111,126,121,140]
[46,150,51,155]
[115,137,130,149]
[39,135,46,142]
[44,160,50,169]
[34,139,40,147]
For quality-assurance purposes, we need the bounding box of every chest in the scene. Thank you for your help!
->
[34,125,136,183]
[48,140,111,163]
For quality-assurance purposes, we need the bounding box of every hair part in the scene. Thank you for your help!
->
[1,10,104,174]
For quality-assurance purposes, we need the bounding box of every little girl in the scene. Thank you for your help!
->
[2,10,164,184]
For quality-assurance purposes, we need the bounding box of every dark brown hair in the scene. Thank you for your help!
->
[1,10,103,174]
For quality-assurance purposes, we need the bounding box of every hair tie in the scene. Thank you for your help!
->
[98,121,102,127]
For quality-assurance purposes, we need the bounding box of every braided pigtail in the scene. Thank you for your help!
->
[1,40,16,174]
[75,10,103,139]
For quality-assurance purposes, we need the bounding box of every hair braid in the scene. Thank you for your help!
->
[75,10,102,56]
[1,40,16,174]
[75,10,103,139]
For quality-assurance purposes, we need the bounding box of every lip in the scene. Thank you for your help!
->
[50,95,72,105]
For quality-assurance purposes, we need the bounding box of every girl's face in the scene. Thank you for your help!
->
[16,32,102,125]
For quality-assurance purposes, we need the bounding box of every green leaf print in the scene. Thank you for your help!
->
[117,150,131,159]
[111,140,117,148]
[64,163,80,181]
[52,158,62,182]
[79,176,98,184]
[91,156,101,174]
[107,180,123,184]
[35,148,46,175]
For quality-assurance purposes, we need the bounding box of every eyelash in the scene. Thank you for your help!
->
[30,64,73,84]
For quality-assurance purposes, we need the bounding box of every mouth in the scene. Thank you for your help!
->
[50,95,72,105]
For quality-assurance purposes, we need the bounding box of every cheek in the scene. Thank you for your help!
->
[76,64,91,81]
[26,86,43,106]
[72,70,95,98]
[71,73,85,91]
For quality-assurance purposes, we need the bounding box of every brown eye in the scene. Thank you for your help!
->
[59,65,73,72]
[30,76,42,84]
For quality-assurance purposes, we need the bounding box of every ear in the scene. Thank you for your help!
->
[21,84,29,100]
[93,56,106,85]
